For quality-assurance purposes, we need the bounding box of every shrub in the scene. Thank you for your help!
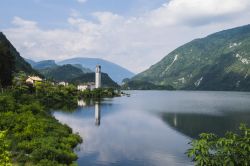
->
[187,124,250,166]
[0,131,12,166]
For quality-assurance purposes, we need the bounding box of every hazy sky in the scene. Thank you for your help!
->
[1,0,250,73]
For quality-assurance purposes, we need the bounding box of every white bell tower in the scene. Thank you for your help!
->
[95,65,101,88]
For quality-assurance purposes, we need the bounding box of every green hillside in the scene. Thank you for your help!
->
[0,32,39,87]
[132,24,250,91]
[32,60,58,70]
[70,73,120,88]
[39,64,84,81]
[39,64,119,88]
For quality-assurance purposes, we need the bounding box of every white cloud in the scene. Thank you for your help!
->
[76,0,87,3]
[12,16,37,29]
[3,0,250,73]
[147,0,250,26]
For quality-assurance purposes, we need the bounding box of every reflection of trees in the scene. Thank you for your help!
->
[78,98,102,107]
[160,112,250,139]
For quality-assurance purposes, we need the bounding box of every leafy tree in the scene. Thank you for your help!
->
[187,124,250,166]
[0,47,14,87]
[0,95,15,112]
[0,131,12,166]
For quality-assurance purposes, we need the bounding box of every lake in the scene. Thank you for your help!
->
[54,91,250,166]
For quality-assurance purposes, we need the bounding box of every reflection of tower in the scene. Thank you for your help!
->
[95,65,101,88]
[173,114,178,127]
[95,102,101,126]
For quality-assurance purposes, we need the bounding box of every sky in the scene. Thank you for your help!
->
[1,0,250,73]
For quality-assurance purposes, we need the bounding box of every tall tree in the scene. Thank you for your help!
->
[0,44,15,87]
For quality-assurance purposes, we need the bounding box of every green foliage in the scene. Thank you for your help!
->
[0,95,15,112]
[79,88,120,98]
[187,124,250,166]
[0,131,12,166]
[0,71,120,165]
[133,24,250,91]
[34,82,78,108]
[0,85,82,165]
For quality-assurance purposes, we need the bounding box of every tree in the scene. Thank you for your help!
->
[187,124,250,166]
[0,131,12,166]
[0,47,15,87]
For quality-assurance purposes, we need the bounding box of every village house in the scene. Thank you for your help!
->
[26,76,43,85]
[58,81,68,86]
[77,82,95,91]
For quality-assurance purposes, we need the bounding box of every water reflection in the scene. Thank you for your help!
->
[54,91,250,166]
[55,107,191,166]
[77,100,102,127]
[95,102,101,126]
[161,112,250,139]
[78,100,87,107]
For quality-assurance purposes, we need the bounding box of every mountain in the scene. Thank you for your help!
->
[39,64,83,81]
[70,73,120,88]
[26,59,58,69]
[132,24,250,91]
[25,58,36,67]
[39,64,119,88]
[58,57,135,84]
[122,80,174,90]
[0,32,38,87]
[33,60,58,70]
[71,64,93,73]
[25,59,93,73]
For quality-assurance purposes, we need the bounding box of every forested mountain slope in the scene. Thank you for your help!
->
[132,24,250,91]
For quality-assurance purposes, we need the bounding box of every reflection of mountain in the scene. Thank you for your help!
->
[160,112,250,139]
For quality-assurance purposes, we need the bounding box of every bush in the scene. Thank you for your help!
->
[187,124,250,166]
[0,95,15,112]
[0,131,12,166]
[0,86,82,165]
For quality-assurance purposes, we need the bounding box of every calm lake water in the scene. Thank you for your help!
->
[54,91,250,166]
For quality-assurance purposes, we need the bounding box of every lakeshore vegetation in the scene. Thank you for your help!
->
[187,124,250,166]
[0,72,119,165]
[0,83,82,165]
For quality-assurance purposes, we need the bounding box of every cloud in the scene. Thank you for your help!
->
[3,0,250,73]
[147,0,250,26]
[12,16,37,29]
[76,0,87,3]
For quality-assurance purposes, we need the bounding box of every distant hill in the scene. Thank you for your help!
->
[58,57,135,84]
[0,32,39,87]
[25,58,36,67]
[121,80,174,90]
[32,60,58,70]
[131,24,250,91]
[26,59,93,73]
[39,64,119,88]
[70,73,120,88]
[71,64,93,73]
[39,64,84,81]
